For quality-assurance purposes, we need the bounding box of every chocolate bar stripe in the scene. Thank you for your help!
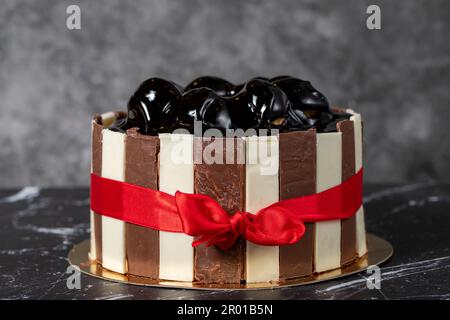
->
[91,112,122,264]
[158,134,194,281]
[350,114,368,257]
[245,136,279,283]
[124,129,160,279]
[194,137,246,284]
[314,132,342,273]
[279,130,316,280]
[90,118,103,263]
[337,120,357,266]
[101,129,127,274]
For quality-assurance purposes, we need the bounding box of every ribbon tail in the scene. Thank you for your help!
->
[191,233,219,248]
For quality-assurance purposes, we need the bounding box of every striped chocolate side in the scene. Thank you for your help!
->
[101,129,127,274]
[245,136,279,283]
[124,128,160,278]
[90,117,103,263]
[158,133,194,281]
[193,137,246,284]
[314,132,342,273]
[337,120,358,266]
[279,130,316,280]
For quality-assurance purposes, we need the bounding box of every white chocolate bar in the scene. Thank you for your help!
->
[89,210,96,261]
[315,132,342,272]
[158,133,194,281]
[351,114,367,257]
[245,136,280,283]
[101,130,127,274]
[89,121,97,261]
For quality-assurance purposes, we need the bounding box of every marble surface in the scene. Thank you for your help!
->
[0,183,449,300]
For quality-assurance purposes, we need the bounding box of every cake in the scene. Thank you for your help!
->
[89,76,367,284]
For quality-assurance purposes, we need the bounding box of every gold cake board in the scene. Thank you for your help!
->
[68,233,392,290]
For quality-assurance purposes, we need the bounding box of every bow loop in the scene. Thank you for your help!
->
[175,191,306,250]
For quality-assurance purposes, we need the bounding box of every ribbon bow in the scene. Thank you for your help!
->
[90,168,362,250]
[175,192,306,250]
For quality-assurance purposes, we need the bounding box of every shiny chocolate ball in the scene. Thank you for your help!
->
[319,112,351,133]
[288,108,335,127]
[227,91,260,129]
[244,79,291,126]
[175,88,216,128]
[185,76,236,96]
[269,75,292,83]
[197,94,234,130]
[124,78,182,134]
[272,77,330,113]
[250,76,269,82]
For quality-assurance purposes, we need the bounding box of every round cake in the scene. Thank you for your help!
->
[89,76,367,284]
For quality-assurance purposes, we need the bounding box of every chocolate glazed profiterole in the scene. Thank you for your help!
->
[90,75,367,284]
[114,75,350,135]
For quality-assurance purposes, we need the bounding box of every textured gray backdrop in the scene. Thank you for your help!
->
[1,0,449,187]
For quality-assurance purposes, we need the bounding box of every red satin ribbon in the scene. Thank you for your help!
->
[90,169,363,250]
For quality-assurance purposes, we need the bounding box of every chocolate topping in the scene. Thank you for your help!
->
[185,76,236,97]
[115,76,350,135]
[121,78,183,135]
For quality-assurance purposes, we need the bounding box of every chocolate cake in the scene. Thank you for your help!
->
[89,76,368,284]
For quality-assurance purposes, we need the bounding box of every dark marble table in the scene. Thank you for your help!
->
[1,182,449,300]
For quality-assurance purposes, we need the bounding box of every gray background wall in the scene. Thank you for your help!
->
[1,0,449,187]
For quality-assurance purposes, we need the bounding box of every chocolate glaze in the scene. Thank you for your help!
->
[231,79,291,128]
[193,137,246,284]
[91,116,103,263]
[279,130,316,280]
[124,128,160,278]
[120,78,183,135]
[185,76,236,97]
[337,120,358,266]
[116,76,350,135]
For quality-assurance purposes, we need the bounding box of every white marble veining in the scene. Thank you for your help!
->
[320,256,450,293]
[0,186,40,204]
[363,181,436,204]
[390,195,450,214]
